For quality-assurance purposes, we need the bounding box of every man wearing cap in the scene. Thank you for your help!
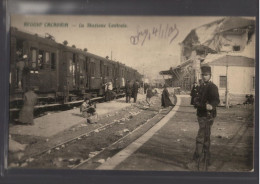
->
[190,64,220,170]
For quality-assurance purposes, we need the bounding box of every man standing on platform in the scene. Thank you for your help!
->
[189,64,220,171]
[132,80,139,103]
[125,80,132,103]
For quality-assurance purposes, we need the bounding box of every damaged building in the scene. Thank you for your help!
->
[160,17,255,105]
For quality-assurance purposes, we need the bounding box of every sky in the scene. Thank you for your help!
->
[11,15,224,81]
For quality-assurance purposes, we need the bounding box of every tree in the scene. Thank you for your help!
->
[72,45,76,48]
[84,48,88,52]
[63,40,68,46]
[106,56,109,59]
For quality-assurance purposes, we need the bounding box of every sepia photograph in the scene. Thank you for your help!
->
[8,15,256,172]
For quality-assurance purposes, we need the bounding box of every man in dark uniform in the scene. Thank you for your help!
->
[132,80,139,103]
[125,80,132,103]
[189,64,220,171]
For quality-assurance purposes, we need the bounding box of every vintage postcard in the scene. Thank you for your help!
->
[8,15,255,172]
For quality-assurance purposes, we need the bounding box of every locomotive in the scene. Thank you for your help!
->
[9,27,142,109]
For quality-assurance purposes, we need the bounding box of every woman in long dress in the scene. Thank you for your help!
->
[161,85,174,108]
[18,88,38,125]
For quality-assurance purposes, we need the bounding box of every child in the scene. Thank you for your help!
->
[80,98,98,124]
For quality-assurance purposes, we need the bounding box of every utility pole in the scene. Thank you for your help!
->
[143,63,145,94]
[225,56,229,109]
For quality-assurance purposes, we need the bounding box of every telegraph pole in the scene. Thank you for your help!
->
[225,56,229,109]
[143,63,145,94]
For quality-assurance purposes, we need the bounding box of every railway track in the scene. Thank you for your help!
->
[12,99,173,169]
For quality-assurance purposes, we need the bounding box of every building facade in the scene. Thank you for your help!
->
[160,17,256,103]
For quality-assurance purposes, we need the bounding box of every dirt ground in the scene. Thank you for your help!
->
[8,94,254,172]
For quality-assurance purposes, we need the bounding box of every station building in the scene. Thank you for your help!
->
[160,17,256,105]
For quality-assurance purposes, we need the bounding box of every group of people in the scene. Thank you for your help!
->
[103,81,115,102]
[126,80,175,108]
[125,80,140,103]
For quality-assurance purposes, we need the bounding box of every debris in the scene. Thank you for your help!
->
[58,157,63,162]
[217,135,222,139]
[119,123,125,125]
[177,139,181,142]
[106,157,111,161]
[77,137,82,140]
[61,145,65,148]
[47,150,51,154]
[89,151,99,158]
[98,127,106,131]
[53,158,63,167]
[181,129,187,132]
[218,128,224,130]
[123,129,130,133]
[97,159,105,164]
[45,139,49,142]
[55,147,60,150]
[9,138,27,153]
[128,115,133,119]
[73,107,77,109]
[115,131,124,137]
[14,152,24,160]
[71,128,76,132]
[20,162,28,167]
[27,158,34,162]
[94,129,99,133]
[9,163,19,167]
[80,124,88,127]
[237,117,243,120]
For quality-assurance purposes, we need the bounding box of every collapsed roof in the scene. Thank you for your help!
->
[182,17,255,52]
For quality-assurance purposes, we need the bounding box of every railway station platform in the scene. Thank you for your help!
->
[10,94,147,138]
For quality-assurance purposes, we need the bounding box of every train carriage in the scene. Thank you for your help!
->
[10,27,142,110]
[10,27,61,106]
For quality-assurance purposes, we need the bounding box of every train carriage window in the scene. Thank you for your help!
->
[106,66,109,77]
[73,54,76,86]
[69,58,76,86]
[90,62,95,76]
[85,57,88,72]
[38,50,44,69]
[45,52,50,68]
[30,48,37,69]
[51,53,56,69]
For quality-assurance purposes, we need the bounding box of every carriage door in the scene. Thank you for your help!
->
[89,58,95,89]
[100,60,105,84]
[85,57,89,90]
[78,55,85,91]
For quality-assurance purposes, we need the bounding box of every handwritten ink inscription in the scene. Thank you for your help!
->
[130,24,179,46]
